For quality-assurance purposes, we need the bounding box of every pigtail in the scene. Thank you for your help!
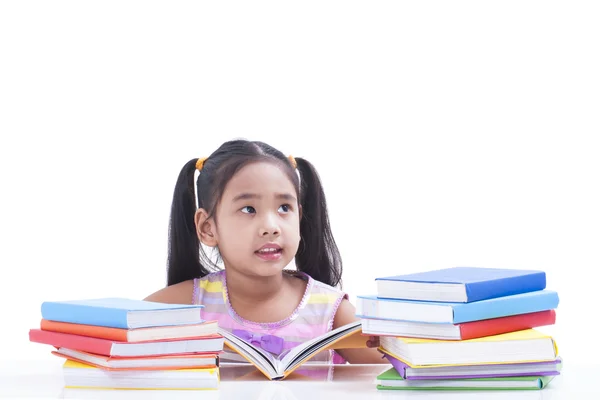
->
[167,159,211,286]
[294,157,343,288]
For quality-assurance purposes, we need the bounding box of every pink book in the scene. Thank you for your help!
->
[29,329,224,357]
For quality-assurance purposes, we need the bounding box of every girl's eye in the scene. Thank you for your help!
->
[241,206,256,214]
[278,204,291,213]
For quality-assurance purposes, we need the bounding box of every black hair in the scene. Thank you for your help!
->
[166,139,343,288]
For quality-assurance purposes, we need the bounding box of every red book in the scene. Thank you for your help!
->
[29,329,224,357]
[361,310,556,340]
[458,310,556,340]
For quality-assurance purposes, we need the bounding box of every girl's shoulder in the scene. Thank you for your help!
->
[192,270,226,304]
[144,279,195,305]
[145,271,224,306]
[194,269,225,284]
[193,270,225,287]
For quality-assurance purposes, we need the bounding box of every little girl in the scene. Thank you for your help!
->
[145,139,385,364]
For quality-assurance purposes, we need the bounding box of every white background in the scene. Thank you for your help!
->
[1,1,598,369]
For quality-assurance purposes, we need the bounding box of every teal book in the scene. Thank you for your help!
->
[41,298,204,329]
[376,367,556,390]
[356,289,559,324]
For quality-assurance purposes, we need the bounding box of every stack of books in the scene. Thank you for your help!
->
[355,267,561,391]
[29,298,225,390]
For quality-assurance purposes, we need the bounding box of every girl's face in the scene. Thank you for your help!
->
[202,161,301,278]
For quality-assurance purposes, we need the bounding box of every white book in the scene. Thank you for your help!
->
[219,321,363,380]
[380,329,558,366]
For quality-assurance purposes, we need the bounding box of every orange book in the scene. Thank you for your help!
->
[40,319,218,342]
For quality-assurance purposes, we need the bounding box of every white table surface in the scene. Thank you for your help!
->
[0,358,597,399]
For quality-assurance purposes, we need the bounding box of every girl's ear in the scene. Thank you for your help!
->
[194,209,218,247]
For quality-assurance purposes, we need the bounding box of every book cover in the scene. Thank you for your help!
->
[41,298,204,329]
[376,367,556,390]
[383,352,562,379]
[376,267,546,302]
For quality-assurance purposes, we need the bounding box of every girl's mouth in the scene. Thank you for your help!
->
[255,246,283,261]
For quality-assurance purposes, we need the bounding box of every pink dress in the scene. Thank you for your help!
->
[192,269,348,364]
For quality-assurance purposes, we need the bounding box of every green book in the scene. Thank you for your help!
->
[376,367,556,390]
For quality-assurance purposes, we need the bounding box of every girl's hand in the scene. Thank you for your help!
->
[366,335,380,348]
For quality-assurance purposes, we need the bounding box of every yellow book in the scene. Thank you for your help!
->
[379,329,558,367]
[62,360,219,390]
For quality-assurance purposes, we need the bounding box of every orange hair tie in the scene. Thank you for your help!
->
[288,155,297,169]
[196,157,208,171]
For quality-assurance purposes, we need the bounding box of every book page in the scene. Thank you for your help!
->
[280,321,361,371]
[219,329,281,378]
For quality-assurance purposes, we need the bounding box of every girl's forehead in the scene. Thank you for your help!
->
[222,162,296,198]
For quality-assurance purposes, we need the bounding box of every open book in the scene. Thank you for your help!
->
[218,320,364,380]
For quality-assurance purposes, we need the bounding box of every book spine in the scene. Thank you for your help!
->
[41,302,129,328]
[465,271,546,302]
[452,290,559,323]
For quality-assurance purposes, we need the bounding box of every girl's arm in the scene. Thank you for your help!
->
[332,298,389,364]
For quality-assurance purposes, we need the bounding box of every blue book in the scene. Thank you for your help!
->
[356,290,559,324]
[376,267,546,303]
[41,298,204,329]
